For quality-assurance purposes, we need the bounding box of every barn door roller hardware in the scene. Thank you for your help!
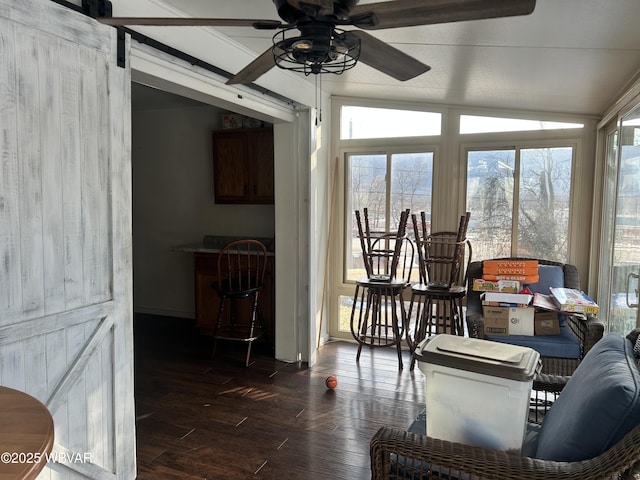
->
[82,0,112,19]
[83,0,126,68]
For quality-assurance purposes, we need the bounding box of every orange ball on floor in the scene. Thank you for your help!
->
[325,375,338,389]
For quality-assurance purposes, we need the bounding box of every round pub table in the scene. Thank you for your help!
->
[0,386,54,480]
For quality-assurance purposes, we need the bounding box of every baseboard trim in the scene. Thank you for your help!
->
[134,306,194,320]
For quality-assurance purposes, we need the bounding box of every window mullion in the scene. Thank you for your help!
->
[511,148,521,256]
[385,153,392,232]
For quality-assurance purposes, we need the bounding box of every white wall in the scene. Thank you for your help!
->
[309,100,333,364]
[132,97,275,318]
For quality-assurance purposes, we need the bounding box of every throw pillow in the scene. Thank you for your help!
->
[526,265,564,294]
[535,333,640,461]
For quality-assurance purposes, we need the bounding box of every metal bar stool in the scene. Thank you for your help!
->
[408,212,472,370]
[349,208,414,369]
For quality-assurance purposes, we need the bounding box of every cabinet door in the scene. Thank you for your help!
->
[247,129,275,204]
[212,131,248,203]
[212,128,274,204]
[194,253,219,332]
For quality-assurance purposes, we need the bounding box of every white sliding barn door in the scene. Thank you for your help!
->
[0,0,135,478]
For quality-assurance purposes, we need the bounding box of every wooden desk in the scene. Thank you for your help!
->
[0,386,54,480]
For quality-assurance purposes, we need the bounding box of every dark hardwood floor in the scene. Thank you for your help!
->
[134,315,426,480]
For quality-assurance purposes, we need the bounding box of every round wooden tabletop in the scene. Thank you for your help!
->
[0,386,54,480]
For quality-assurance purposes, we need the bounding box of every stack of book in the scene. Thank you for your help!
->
[482,260,539,283]
[473,260,540,293]
[550,287,599,315]
[532,288,599,315]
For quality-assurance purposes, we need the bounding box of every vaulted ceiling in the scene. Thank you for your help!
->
[114,0,640,117]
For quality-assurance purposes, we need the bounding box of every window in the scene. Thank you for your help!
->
[340,106,441,139]
[333,99,591,341]
[339,151,433,332]
[598,109,640,335]
[466,146,573,262]
[344,151,434,282]
[460,115,583,134]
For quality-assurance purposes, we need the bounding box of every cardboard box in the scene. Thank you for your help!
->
[473,279,521,293]
[497,280,521,293]
[534,311,560,335]
[482,292,533,307]
[483,274,540,283]
[473,279,496,291]
[550,287,600,315]
[483,305,535,336]
[482,306,509,335]
[483,260,539,276]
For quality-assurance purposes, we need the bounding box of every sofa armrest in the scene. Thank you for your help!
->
[465,260,484,338]
[582,313,605,355]
[371,427,538,480]
[566,313,605,356]
[465,307,484,338]
[370,425,640,480]
[533,373,571,394]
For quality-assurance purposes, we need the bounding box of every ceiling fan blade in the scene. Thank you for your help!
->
[96,17,283,29]
[352,31,430,81]
[226,48,276,85]
[351,0,536,30]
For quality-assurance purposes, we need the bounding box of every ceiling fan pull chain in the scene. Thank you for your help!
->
[319,74,323,124]
[315,74,322,125]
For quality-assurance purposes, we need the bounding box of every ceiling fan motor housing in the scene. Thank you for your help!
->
[272,22,360,75]
[273,0,359,23]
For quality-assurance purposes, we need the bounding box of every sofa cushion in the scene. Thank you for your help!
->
[525,265,565,294]
[486,323,579,358]
[535,333,640,461]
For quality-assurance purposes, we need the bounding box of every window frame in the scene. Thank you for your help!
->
[462,138,581,262]
[330,97,594,341]
[342,147,437,285]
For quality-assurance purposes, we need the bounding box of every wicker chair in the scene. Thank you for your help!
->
[465,257,604,391]
[370,332,640,480]
[370,423,640,480]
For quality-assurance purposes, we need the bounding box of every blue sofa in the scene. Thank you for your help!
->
[371,332,640,479]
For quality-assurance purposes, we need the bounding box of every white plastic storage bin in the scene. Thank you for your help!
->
[416,334,540,452]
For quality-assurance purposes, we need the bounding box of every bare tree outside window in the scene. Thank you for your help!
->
[466,147,573,263]
[346,152,433,282]
[518,147,572,259]
[467,150,515,260]
[391,153,433,221]
[350,155,386,231]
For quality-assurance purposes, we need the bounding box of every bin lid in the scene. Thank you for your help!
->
[416,334,540,381]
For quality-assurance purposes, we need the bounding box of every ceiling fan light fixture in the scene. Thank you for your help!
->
[292,39,313,51]
[272,25,361,76]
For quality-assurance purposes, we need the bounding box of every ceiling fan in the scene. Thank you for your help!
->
[97,0,536,85]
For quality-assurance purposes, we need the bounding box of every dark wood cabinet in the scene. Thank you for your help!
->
[194,252,274,345]
[212,127,274,204]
